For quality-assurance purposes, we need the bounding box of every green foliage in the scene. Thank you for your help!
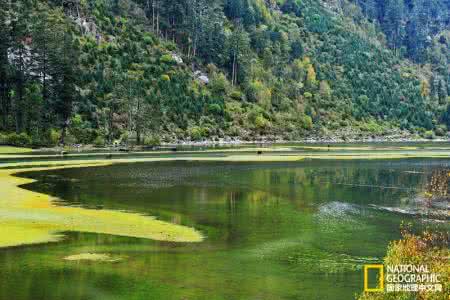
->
[255,114,270,129]
[93,136,106,147]
[423,130,435,140]
[69,114,96,144]
[143,135,161,146]
[189,126,205,141]
[0,0,448,144]
[208,103,223,115]
[160,74,171,81]
[302,115,313,130]
[2,133,32,147]
[435,125,447,137]
[48,129,61,146]
[160,54,176,64]
[0,133,7,145]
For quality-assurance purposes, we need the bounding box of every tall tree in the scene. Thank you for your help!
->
[0,0,11,130]
[384,0,404,55]
[228,24,250,86]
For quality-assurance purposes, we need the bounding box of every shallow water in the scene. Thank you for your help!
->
[1,158,449,299]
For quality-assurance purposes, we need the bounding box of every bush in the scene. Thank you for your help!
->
[93,136,105,147]
[161,74,171,81]
[435,125,447,137]
[143,135,161,146]
[142,34,154,45]
[0,133,7,144]
[159,54,175,64]
[208,103,223,115]
[189,127,204,141]
[423,130,435,140]
[302,115,313,130]
[69,114,96,144]
[4,133,32,146]
[49,129,61,146]
[230,90,243,100]
[255,115,270,129]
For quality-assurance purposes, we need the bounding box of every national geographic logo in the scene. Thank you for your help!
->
[363,264,443,293]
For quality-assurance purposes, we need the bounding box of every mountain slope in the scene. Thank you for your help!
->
[0,0,449,145]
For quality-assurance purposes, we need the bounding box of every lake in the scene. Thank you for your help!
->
[0,157,448,300]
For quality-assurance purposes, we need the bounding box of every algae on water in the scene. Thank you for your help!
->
[0,163,203,248]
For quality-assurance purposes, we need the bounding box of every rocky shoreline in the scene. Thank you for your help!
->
[162,135,449,147]
[33,136,450,154]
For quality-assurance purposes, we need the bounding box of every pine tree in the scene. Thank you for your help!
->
[384,0,404,55]
[0,0,11,130]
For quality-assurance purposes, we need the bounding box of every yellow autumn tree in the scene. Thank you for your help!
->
[420,79,430,98]
[306,64,317,88]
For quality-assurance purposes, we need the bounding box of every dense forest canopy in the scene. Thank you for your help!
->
[0,0,449,146]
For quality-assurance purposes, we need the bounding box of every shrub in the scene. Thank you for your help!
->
[142,34,154,45]
[435,125,447,137]
[255,115,270,129]
[159,54,175,64]
[302,115,313,130]
[0,133,7,144]
[5,132,32,146]
[208,103,223,115]
[189,127,204,141]
[143,135,161,146]
[304,92,313,99]
[161,74,170,81]
[120,132,129,144]
[49,129,61,146]
[230,90,243,100]
[93,136,105,147]
[424,130,434,140]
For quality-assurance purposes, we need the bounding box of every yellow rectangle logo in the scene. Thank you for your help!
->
[364,264,384,292]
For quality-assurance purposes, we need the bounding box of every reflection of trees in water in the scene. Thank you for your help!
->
[425,169,449,202]
[415,168,450,221]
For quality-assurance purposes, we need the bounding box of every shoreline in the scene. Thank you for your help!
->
[162,137,450,147]
[10,137,450,154]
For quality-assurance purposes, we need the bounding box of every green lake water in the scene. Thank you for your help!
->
[0,158,448,300]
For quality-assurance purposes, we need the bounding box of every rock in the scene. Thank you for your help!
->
[198,75,209,84]
[171,52,183,64]
[194,70,209,84]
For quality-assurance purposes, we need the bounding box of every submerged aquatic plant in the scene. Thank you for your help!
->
[63,253,124,262]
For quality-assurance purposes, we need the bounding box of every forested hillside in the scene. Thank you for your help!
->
[0,0,449,146]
